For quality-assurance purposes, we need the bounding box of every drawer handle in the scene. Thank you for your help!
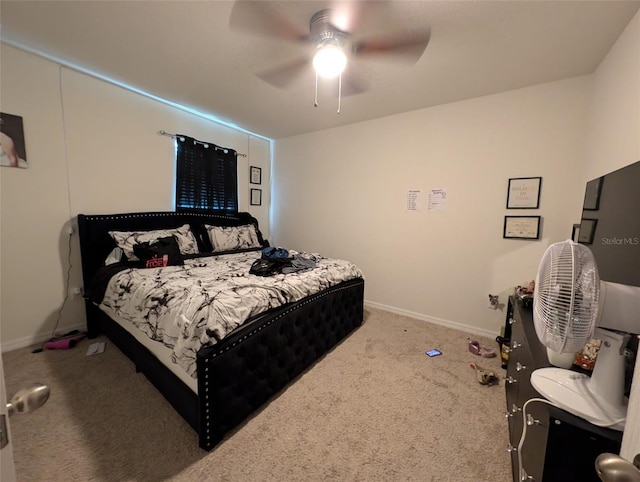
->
[509,317,517,325]
[511,340,522,350]
[511,404,522,413]
[504,410,514,418]
[505,376,518,384]
[520,470,535,481]
[526,414,541,426]
[516,362,527,372]
[507,444,517,453]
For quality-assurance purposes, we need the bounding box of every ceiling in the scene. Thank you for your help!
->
[1,1,639,140]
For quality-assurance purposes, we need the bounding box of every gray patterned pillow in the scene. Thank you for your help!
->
[205,224,261,252]
[109,224,199,261]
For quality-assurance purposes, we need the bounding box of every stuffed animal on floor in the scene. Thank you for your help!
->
[470,363,499,386]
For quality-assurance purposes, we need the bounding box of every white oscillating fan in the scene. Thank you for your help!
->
[530,240,636,431]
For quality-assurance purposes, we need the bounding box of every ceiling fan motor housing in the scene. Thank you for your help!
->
[310,10,349,49]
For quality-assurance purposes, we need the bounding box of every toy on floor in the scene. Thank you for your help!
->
[33,330,87,353]
[470,363,499,386]
[468,340,496,358]
[43,335,85,350]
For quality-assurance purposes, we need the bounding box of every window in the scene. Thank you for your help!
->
[175,135,238,213]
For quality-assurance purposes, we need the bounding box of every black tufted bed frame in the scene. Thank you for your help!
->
[77,211,364,451]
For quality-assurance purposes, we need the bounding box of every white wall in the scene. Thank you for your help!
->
[272,77,591,336]
[0,44,271,350]
[60,68,270,220]
[1,45,73,349]
[584,10,640,181]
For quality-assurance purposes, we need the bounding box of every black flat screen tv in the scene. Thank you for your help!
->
[579,160,640,287]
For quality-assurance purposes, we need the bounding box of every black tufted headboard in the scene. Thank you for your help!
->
[77,211,265,291]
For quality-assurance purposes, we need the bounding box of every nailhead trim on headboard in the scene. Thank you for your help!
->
[82,212,241,221]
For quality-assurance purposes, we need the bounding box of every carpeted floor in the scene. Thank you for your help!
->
[3,308,511,481]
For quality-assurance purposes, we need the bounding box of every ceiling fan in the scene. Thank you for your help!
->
[229,1,431,112]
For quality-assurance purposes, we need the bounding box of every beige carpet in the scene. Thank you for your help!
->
[3,308,511,482]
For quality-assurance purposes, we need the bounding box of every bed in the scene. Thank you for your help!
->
[77,211,365,450]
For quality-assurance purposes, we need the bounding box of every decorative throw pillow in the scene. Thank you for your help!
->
[133,236,183,268]
[109,224,198,261]
[205,224,261,252]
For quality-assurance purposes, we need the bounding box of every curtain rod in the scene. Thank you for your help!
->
[157,130,247,157]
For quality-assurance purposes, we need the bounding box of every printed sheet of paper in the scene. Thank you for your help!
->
[428,189,447,212]
[406,190,422,212]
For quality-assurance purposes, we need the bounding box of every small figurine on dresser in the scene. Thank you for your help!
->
[515,280,535,307]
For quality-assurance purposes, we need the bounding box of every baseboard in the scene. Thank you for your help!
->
[1,323,87,353]
[364,300,498,340]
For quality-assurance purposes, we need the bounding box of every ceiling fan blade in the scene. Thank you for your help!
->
[229,0,309,43]
[328,0,389,33]
[340,67,370,97]
[316,67,369,98]
[256,57,311,89]
[353,28,431,63]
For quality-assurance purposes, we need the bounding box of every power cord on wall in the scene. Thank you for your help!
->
[30,66,86,353]
[31,230,85,353]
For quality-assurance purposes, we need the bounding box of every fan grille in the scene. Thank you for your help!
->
[533,241,600,353]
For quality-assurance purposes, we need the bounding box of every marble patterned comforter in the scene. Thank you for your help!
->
[98,251,363,377]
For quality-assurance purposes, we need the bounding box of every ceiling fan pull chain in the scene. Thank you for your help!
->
[314,70,319,108]
[337,73,342,114]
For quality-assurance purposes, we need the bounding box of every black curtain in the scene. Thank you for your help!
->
[175,135,238,214]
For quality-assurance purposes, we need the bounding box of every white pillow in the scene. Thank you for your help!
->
[205,224,260,252]
[109,224,199,261]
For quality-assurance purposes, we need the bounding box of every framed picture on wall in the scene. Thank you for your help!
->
[571,223,581,243]
[578,218,598,244]
[250,166,262,185]
[583,176,603,210]
[503,215,541,239]
[0,112,28,168]
[506,177,542,209]
[250,188,262,206]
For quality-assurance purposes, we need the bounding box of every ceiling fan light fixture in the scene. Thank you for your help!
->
[312,44,347,79]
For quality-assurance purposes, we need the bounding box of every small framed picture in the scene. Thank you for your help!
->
[583,177,603,210]
[503,215,541,240]
[0,112,28,168]
[506,177,542,209]
[250,166,262,185]
[250,188,262,206]
[578,218,598,244]
[571,223,581,243]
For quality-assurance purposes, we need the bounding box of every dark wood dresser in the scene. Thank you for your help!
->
[503,297,623,481]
